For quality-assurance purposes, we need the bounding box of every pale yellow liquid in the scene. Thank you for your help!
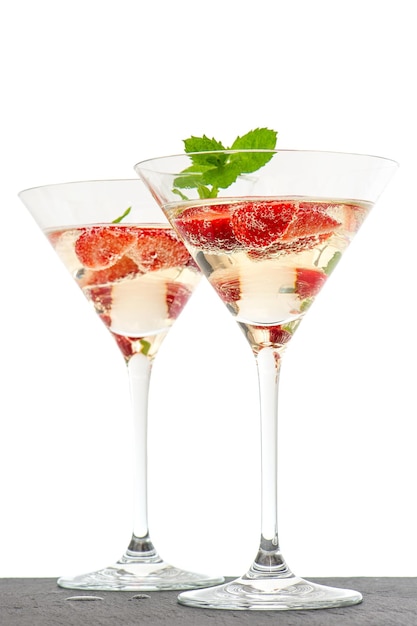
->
[47,224,200,359]
[169,197,371,350]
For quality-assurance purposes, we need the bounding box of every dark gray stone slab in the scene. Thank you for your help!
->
[0,577,416,625]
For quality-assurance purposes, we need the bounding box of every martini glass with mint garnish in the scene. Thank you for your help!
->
[18,179,223,591]
[135,135,397,610]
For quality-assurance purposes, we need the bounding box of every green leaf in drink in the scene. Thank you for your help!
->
[323,251,342,275]
[174,127,278,198]
[139,339,151,355]
[112,207,132,223]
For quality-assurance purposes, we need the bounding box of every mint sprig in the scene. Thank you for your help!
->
[174,127,278,199]
[112,207,131,223]
[323,251,342,275]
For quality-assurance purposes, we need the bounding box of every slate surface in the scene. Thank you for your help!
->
[0,577,416,625]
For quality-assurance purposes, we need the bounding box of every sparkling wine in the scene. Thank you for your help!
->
[47,223,200,359]
[167,196,371,352]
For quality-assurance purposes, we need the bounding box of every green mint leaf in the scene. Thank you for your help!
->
[230,127,278,151]
[184,136,227,168]
[229,128,278,173]
[228,151,275,174]
[139,339,151,355]
[172,188,189,200]
[112,207,131,223]
[300,297,314,312]
[176,127,278,198]
[323,251,342,275]
[184,135,226,154]
[282,320,301,334]
[196,185,219,199]
[201,162,242,188]
[173,164,212,189]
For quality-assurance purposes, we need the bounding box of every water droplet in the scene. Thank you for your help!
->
[129,594,150,600]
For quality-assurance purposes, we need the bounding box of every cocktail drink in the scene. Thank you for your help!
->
[166,196,368,345]
[49,222,196,359]
[135,150,398,610]
[18,179,223,591]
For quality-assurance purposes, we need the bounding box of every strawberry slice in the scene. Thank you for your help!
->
[211,274,241,303]
[75,226,137,269]
[295,268,327,299]
[247,325,293,351]
[268,325,293,345]
[128,229,191,271]
[47,229,66,246]
[87,285,112,327]
[166,282,193,319]
[113,334,134,359]
[250,233,333,257]
[232,200,340,254]
[232,201,295,248]
[251,324,293,345]
[174,205,238,251]
[283,204,340,241]
[83,255,140,286]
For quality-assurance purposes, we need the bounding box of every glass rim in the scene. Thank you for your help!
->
[18,178,143,198]
[135,148,399,172]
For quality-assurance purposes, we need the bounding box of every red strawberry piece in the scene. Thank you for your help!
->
[113,334,134,359]
[86,285,113,327]
[185,256,200,271]
[268,325,293,344]
[174,205,238,251]
[128,229,191,271]
[256,325,293,345]
[83,255,140,286]
[75,226,137,269]
[232,201,295,248]
[246,232,331,259]
[295,268,327,299]
[47,229,66,246]
[211,274,241,303]
[249,324,293,348]
[283,204,340,241]
[299,201,333,212]
[165,282,193,319]
[341,202,367,232]
[251,324,293,343]
[281,232,333,252]
[230,200,340,254]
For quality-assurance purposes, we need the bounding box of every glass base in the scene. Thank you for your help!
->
[57,535,224,591]
[177,575,363,610]
[58,562,224,592]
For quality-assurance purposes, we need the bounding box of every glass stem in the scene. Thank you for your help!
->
[124,351,160,561]
[248,346,292,578]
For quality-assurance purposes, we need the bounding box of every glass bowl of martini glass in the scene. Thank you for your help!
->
[135,150,398,610]
[18,179,224,591]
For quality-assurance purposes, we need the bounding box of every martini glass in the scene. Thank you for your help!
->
[18,179,223,591]
[135,150,398,610]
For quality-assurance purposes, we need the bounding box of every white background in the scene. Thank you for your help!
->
[0,0,415,580]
